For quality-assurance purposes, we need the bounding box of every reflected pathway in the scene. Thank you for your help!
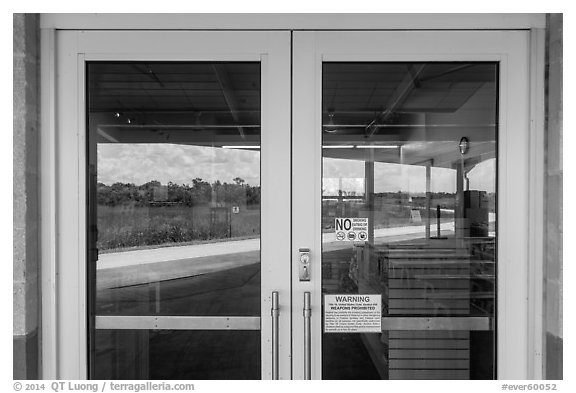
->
[98,215,493,289]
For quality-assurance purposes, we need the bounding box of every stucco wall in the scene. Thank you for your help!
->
[13,13,40,379]
[544,13,563,380]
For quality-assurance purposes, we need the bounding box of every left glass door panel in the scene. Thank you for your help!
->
[87,62,261,379]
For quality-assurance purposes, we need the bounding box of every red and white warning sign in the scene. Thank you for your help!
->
[334,217,368,242]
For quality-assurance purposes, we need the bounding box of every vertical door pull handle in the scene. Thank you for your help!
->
[271,291,279,380]
[303,292,311,380]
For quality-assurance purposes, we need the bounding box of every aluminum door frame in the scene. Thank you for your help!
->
[291,30,536,380]
[47,30,292,380]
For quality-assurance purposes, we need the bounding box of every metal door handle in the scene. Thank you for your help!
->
[303,292,311,380]
[271,291,279,380]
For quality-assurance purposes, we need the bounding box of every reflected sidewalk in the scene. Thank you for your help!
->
[98,221,456,271]
[97,217,494,289]
[99,238,260,270]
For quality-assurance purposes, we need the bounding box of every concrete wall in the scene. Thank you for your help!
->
[13,13,40,379]
[543,13,563,380]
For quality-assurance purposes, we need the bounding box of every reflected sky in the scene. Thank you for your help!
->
[98,144,261,186]
[98,143,495,193]
[323,157,496,194]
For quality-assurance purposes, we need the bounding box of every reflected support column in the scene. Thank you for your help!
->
[455,161,465,239]
[365,150,375,245]
[425,161,432,239]
[364,150,375,281]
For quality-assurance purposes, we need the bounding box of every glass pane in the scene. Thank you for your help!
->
[321,63,497,380]
[93,330,261,379]
[87,62,261,379]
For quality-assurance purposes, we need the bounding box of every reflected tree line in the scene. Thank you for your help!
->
[97,177,261,207]
[95,178,261,251]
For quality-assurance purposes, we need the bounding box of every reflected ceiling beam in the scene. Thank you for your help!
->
[94,127,259,145]
[366,64,426,138]
[418,64,475,83]
[97,127,119,143]
[323,128,496,142]
[92,110,260,115]
[89,112,259,128]
[212,64,246,139]
[132,64,165,88]
[322,141,495,169]
[99,124,260,129]
[326,123,496,128]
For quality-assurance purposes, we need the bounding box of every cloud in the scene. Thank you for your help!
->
[467,158,496,193]
[97,144,261,186]
[97,144,494,194]
[322,158,459,194]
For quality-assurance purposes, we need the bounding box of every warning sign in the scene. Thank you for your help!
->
[324,294,382,333]
[334,217,368,242]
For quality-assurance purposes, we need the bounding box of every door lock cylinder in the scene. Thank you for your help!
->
[299,248,311,281]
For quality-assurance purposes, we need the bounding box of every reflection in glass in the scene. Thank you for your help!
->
[87,62,261,378]
[94,330,261,379]
[321,63,497,379]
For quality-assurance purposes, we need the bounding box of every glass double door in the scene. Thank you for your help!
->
[80,30,529,380]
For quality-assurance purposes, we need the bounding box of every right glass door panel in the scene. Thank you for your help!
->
[321,63,497,379]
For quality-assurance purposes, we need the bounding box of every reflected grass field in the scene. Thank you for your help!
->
[321,202,456,232]
[97,204,260,251]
